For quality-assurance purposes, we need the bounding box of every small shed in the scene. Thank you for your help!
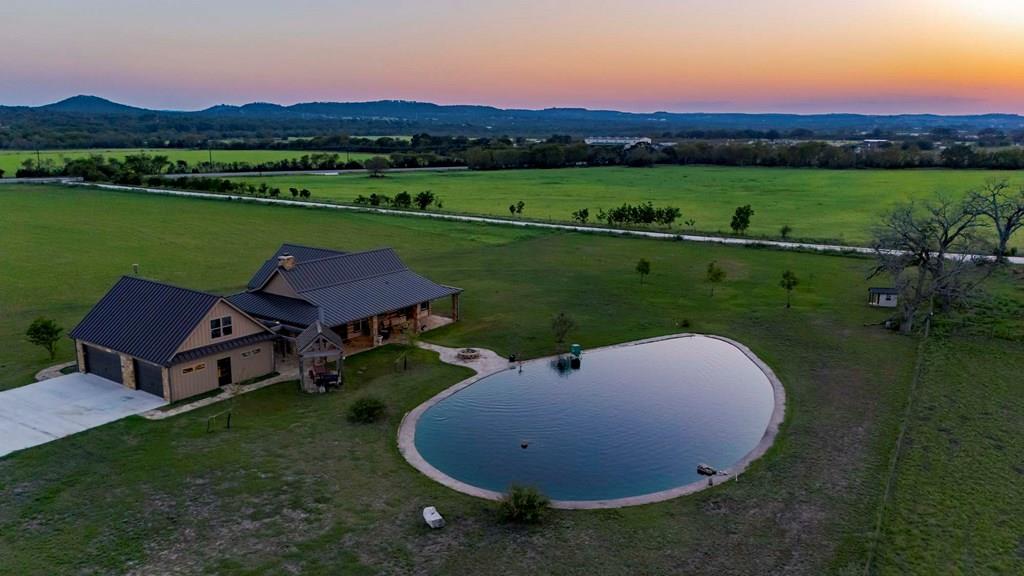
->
[868,287,899,308]
[297,321,344,393]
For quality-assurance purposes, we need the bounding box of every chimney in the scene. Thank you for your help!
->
[277,254,296,270]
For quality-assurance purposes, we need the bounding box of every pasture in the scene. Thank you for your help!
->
[0,185,1020,575]
[230,165,1024,247]
[0,148,377,176]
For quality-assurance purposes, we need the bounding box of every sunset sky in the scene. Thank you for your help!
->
[2,0,1023,113]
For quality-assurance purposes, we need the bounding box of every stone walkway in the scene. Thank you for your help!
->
[35,361,76,382]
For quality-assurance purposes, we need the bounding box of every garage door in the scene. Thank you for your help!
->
[83,345,122,384]
[134,359,164,399]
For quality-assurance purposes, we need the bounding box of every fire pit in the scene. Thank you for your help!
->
[457,348,481,361]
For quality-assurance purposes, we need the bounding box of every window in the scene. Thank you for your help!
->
[210,316,233,339]
[182,362,206,374]
[182,367,193,374]
[242,348,261,359]
[420,301,429,311]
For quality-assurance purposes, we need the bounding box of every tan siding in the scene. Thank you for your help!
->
[177,300,266,353]
[262,272,299,298]
[168,343,274,402]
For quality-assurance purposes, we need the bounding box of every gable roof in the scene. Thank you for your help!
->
[226,290,321,328]
[70,276,222,366]
[868,287,899,295]
[238,246,462,328]
[296,320,345,353]
[246,243,347,290]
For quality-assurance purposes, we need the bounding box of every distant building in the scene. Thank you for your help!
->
[868,287,899,308]
[584,136,653,147]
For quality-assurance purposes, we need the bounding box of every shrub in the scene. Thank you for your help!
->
[347,396,387,423]
[497,485,550,523]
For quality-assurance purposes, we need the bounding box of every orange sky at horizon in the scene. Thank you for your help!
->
[1,0,1023,113]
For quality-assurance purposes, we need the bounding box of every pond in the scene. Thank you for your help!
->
[411,335,781,504]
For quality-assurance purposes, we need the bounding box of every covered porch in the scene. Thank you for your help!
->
[296,321,344,393]
[335,293,461,353]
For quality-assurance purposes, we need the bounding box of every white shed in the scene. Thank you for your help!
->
[868,287,899,308]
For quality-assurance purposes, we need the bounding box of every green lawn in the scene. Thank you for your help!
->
[875,334,1024,575]
[0,185,1020,574]
[229,165,1024,248]
[0,148,376,176]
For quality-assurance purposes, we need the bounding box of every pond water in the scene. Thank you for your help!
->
[414,336,777,502]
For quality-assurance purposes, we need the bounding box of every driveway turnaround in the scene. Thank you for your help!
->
[0,373,166,458]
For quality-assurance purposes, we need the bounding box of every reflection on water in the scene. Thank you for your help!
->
[415,336,776,501]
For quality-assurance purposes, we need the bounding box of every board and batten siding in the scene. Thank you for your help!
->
[262,272,300,299]
[176,300,266,353]
[168,344,273,402]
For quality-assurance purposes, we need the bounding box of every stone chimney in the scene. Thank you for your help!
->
[277,254,296,270]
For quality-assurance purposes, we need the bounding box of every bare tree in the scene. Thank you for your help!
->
[870,194,990,333]
[966,180,1024,262]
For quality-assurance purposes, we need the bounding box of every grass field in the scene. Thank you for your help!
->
[230,165,1024,248]
[0,149,377,176]
[0,185,1020,574]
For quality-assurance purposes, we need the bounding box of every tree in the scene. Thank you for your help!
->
[636,258,651,284]
[364,156,390,178]
[780,224,793,239]
[415,190,436,210]
[731,205,754,234]
[26,317,62,360]
[966,180,1024,261]
[705,261,726,296]
[779,270,799,308]
[571,208,589,224]
[871,194,989,333]
[289,187,298,198]
[0,168,5,178]
[516,200,525,215]
[509,204,516,216]
[551,312,577,346]
[299,188,311,198]
[393,191,412,208]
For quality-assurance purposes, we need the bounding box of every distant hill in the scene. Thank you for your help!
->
[3,94,1024,148]
[39,95,148,114]
[18,95,1024,132]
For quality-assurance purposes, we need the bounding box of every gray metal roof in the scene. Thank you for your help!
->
[238,245,462,328]
[271,248,406,293]
[70,276,222,366]
[171,332,276,364]
[868,287,899,295]
[246,243,347,290]
[303,270,461,326]
[296,321,344,353]
[226,291,321,327]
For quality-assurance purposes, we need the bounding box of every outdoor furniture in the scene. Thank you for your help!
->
[423,506,445,529]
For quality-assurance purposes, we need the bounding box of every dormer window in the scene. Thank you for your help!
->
[210,316,233,339]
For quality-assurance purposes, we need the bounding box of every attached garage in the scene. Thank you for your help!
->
[83,345,122,384]
[70,276,277,403]
[133,359,164,398]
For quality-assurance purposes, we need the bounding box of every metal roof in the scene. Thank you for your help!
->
[246,243,347,289]
[226,291,321,327]
[70,276,221,366]
[296,321,344,353]
[171,332,276,364]
[272,248,406,293]
[237,245,463,328]
[868,287,899,295]
[303,270,461,326]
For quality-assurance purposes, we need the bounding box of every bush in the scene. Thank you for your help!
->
[497,485,550,523]
[347,396,387,423]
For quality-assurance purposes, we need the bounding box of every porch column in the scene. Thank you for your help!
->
[370,315,379,345]
[451,293,460,322]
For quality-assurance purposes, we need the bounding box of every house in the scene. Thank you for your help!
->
[69,276,277,402]
[227,244,462,353]
[68,244,462,402]
[868,287,899,308]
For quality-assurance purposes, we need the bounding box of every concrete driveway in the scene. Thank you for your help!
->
[0,373,166,458]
